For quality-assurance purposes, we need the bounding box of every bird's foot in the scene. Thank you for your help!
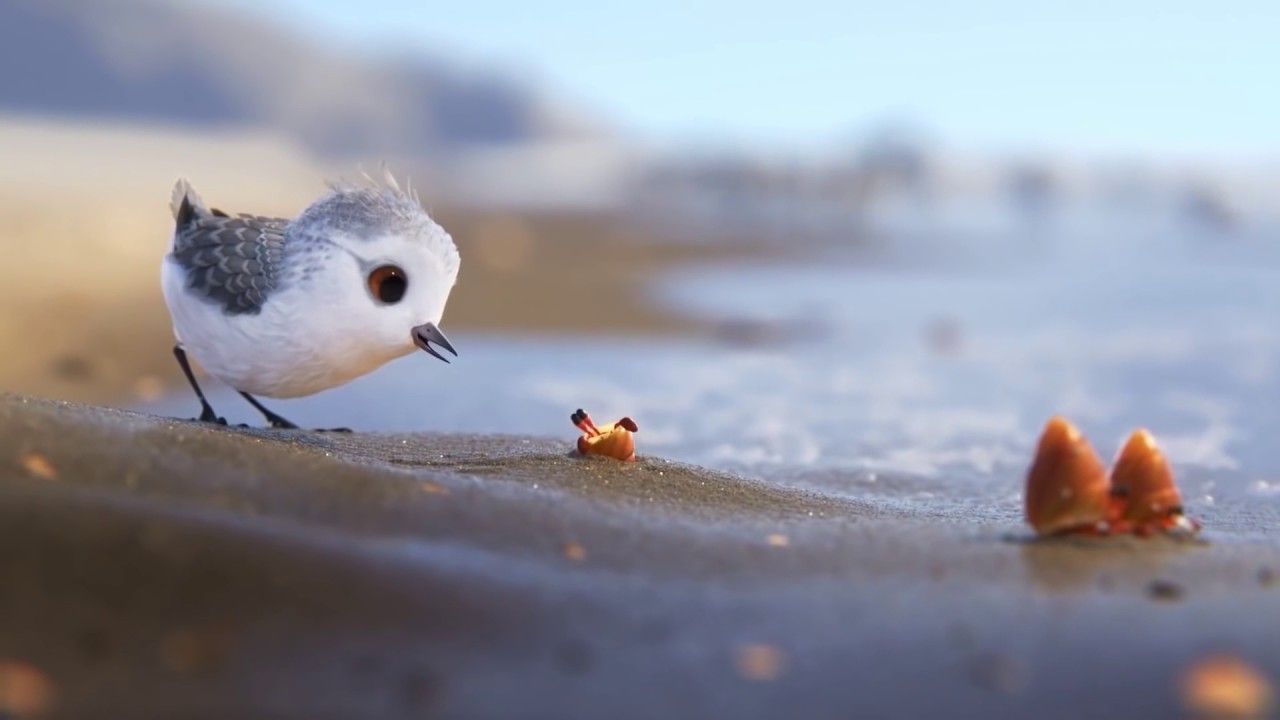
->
[196,407,227,425]
[264,419,351,432]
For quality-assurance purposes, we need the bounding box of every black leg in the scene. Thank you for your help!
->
[172,345,225,425]
[239,392,300,429]
[237,394,352,432]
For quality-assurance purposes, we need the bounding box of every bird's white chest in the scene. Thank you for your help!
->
[161,258,409,397]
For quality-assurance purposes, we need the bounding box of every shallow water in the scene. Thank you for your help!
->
[143,222,1280,535]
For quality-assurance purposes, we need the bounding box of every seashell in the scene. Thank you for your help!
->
[1110,429,1197,535]
[1025,416,1113,535]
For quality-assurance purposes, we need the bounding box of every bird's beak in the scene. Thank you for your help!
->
[411,323,458,363]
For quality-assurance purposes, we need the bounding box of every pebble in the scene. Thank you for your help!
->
[1146,579,1185,601]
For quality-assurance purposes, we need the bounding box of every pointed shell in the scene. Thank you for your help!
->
[1025,417,1113,535]
[1111,429,1183,525]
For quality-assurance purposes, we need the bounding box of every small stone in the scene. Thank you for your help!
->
[765,534,789,547]
[1147,579,1185,601]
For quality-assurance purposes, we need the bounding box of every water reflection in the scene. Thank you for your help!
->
[1017,536,1200,595]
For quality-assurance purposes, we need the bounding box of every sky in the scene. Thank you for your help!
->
[218,0,1280,156]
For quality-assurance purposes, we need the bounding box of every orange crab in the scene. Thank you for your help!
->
[1024,417,1199,537]
[572,408,639,462]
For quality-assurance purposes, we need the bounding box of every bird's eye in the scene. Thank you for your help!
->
[367,265,408,304]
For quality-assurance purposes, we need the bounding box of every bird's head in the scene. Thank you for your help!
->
[290,174,461,365]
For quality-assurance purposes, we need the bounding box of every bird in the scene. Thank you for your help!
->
[160,171,460,429]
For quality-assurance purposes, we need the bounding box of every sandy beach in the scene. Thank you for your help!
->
[3,120,1277,719]
[5,4,1280,717]
[2,395,1277,718]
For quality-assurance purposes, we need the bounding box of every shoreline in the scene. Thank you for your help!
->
[1,395,1277,717]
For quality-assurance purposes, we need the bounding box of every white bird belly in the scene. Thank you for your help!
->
[161,258,406,398]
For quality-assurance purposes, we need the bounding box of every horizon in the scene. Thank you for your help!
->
[212,0,1280,158]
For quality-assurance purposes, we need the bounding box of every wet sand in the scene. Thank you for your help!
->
[2,394,1278,718]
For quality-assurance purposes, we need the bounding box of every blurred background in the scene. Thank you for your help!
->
[2,0,1280,511]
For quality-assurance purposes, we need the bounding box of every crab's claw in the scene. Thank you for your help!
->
[1025,417,1114,536]
[1111,429,1198,536]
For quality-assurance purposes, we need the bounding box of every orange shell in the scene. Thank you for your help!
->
[577,420,637,462]
[1111,429,1183,525]
[1025,416,1113,535]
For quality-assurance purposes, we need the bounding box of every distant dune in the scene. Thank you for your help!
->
[0,0,592,158]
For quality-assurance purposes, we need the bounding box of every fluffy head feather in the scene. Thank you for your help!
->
[288,169,459,282]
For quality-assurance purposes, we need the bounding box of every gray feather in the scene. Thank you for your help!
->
[172,212,288,315]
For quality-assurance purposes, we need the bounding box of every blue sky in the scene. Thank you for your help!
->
[218,0,1279,155]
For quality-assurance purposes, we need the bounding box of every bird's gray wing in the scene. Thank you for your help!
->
[171,213,289,315]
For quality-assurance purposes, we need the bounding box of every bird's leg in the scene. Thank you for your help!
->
[172,345,226,425]
[238,392,352,432]
[238,392,299,429]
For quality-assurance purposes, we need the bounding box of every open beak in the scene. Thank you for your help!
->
[411,322,458,364]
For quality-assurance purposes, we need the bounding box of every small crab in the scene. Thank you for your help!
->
[1024,417,1199,538]
[571,408,639,462]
